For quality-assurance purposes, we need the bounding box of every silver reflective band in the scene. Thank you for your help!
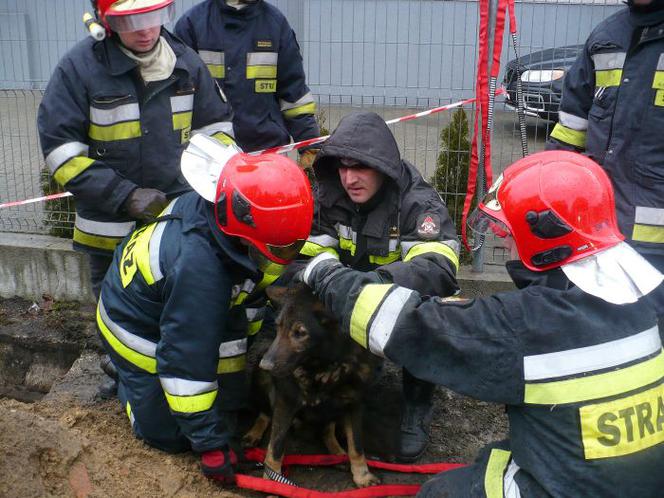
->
[245,307,266,321]
[400,239,460,259]
[591,52,626,70]
[504,459,522,498]
[280,92,315,111]
[232,279,256,300]
[98,298,157,357]
[635,206,664,227]
[90,103,140,126]
[247,52,278,66]
[75,215,135,238]
[170,95,193,113]
[302,252,338,286]
[658,53,664,71]
[368,286,414,357]
[523,325,661,381]
[148,198,178,282]
[336,224,357,244]
[192,121,235,137]
[219,338,248,358]
[198,50,224,66]
[46,141,89,173]
[558,111,588,131]
[160,377,218,396]
[307,234,339,248]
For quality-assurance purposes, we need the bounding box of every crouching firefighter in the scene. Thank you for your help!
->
[301,111,460,462]
[300,151,664,497]
[96,136,313,484]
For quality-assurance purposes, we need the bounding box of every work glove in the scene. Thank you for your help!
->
[297,148,319,171]
[299,252,340,287]
[123,188,168,222]
[201,446,237,485]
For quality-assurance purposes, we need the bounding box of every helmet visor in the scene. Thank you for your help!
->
[106,2,175,32]
[266,239,307,262]
[466,208,511,251]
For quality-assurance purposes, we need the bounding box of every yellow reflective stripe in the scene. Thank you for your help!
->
[172,111,192,131]
[217,355,247,374]
[484,449,511,498]
[96,305,157,374]
[632,224,664,244]
[53,156,95,186]
[119,222,159,288]
[207,64,225,79]
[339,237,356,256]
[301,242,339,258]
[653,71,664,90]
[163,389,217,413]
[403,241,460,271]
[212,132,235,146]
[349,284,392,349]
[524,350,664,405]
[89,121,142,141]
[550,123,587,149]
[74,227,123,251]
[655,90,664,107]
[247,65,277,79]
[368,251,401,265]
[595,69,623,88]
[580,381,664,459]
[125,401,132,421]
[248,320,263,336]
[283,101,317,119]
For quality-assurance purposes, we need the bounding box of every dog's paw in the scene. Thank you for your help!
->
[352,470,381,488]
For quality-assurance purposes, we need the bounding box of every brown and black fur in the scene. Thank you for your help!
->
[244,283,381,487]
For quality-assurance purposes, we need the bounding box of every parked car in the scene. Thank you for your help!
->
[503,44,583,122]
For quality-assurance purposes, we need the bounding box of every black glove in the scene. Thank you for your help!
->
[123,188,168,221]
[273,260,309,286]
[201,447,237,485]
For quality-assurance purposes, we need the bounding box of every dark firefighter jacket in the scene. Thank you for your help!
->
[97,192,284,452]
[174,0,319,153]
[547,7,664,260]
[37,30,234,256]
[302,111,459,297]
[304,255,664,497]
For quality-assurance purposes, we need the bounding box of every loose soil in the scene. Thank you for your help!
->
[0,296,508,497]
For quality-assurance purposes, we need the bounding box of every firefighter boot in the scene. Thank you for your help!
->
[97,354,118,399]
[397,370,435,462]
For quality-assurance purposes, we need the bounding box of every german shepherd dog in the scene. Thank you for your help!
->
[243,283,381,488]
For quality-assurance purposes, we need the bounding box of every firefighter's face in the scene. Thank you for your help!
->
[338,163,385,204]
[117,26,161,53]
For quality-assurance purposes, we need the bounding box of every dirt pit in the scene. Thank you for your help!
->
[0,296,508,497]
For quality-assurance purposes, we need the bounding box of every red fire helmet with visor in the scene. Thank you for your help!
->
[93,0,175,33]
[213,152,314,265]
[467,150,624,272]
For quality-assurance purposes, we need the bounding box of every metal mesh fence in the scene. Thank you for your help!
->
[0,0,623,266]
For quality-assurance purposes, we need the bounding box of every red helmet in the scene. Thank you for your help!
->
[469,151,624,272]
[214,152,314,264]
[93,0,174,33]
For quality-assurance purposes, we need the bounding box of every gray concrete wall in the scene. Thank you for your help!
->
[0,233,94,303]
[0,234,512,304]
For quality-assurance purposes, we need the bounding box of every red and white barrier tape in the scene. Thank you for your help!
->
[0,95,504,210]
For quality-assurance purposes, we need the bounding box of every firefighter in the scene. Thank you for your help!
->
[300,111,460,462]
[37,0,235,300]
[97,136,313,484]
[547,0,664,317]
[300,150,664,497]
[174,0,320,167]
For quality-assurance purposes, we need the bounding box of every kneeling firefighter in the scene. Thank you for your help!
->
[96,136,313,484]
[300,151,664,497]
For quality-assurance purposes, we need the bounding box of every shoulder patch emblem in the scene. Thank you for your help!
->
[417,213,441,240]
[255,39,273,50]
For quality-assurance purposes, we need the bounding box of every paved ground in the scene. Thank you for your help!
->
[0,89,554,267]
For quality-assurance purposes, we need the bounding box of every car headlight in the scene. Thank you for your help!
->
[520,69,565,83]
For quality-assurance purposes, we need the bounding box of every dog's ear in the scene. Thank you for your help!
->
[312,300,337,328]
[266,286,288,306]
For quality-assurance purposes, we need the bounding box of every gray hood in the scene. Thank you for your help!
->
[313,111,404,207]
